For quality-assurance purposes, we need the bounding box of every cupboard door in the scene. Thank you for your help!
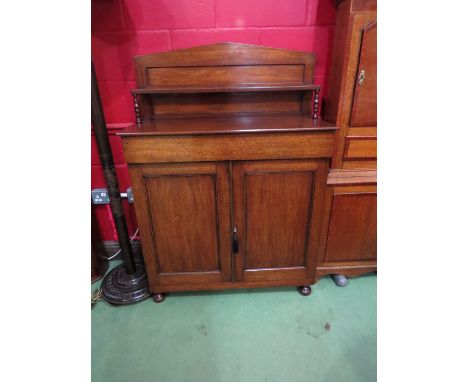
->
[322,186,377,264]
[349,21,377,127]
[129,162,232,288]
[232,160,328,283]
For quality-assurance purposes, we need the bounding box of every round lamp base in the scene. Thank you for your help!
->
[101,262,150,305]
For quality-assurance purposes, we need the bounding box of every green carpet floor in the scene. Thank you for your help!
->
[92,262,376,382]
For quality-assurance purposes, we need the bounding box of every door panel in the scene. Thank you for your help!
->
[147,175,219,273]
[350,22,377,127]
[324,192,377,263]
[232,160,328,283]
[244,172,312,269]
[129,162,232,286]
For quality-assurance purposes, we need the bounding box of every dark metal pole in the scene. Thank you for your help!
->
[91,62,149,305]
[91,62,135,275]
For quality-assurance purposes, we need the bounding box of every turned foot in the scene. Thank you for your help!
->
[331,274,348,287]
[298,286,312,296]
[153,293,165,303]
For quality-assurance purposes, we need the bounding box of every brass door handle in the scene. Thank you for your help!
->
[358,69,366,85]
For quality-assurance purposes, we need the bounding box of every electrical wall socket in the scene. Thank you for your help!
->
[91,188,134,204]
[91,189,110,204]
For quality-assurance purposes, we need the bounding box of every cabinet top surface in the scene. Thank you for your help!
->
[117,115,338,137]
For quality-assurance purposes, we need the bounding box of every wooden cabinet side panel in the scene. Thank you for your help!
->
[128,165,160,291]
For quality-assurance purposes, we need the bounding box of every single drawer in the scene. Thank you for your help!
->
[121,131,335,164]
[343,137,377,160]
[342,159,376,170]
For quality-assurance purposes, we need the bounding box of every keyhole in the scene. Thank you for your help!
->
[358,70,366,85]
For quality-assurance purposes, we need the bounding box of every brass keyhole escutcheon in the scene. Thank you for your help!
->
[358,69,366,85]
[232,225,239,254]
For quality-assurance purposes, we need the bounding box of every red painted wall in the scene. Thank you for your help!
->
[91,0,336,240]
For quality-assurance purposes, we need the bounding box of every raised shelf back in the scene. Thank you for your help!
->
[133,43,318,119]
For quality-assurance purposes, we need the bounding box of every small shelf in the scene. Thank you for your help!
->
[117,114,337,137]
[131,84,320,95]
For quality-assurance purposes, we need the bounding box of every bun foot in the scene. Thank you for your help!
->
[153,293,165,303]
[298,286,312,296]
[331,274,348,287]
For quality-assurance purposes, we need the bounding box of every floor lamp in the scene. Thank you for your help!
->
[91,62,150,305]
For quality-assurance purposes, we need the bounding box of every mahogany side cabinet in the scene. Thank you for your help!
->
[118,43,339,301]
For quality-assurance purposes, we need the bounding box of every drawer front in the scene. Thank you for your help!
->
[342,159,376,169]
[343,137,377,160]
[122,132,335,164]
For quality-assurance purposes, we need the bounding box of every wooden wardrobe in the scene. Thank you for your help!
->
[320,0,377,278]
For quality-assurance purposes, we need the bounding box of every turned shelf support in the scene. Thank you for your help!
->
[313,88,320,119]
[132,92,141,125]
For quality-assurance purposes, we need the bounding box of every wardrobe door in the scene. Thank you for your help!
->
[349,21,377,127]
[128,162,232,289]
[232,160,328,284]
